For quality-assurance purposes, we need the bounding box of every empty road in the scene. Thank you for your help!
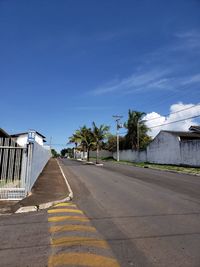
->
[60,159,200,267]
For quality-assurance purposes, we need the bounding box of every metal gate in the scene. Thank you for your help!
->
[0,138,26,200]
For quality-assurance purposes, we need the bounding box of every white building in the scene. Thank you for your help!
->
[147,130,200,166]
[11,131,46,147]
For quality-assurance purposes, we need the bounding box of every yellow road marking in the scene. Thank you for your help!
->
[48,208,83,214]
[54,203,76,207]
[49,224,96,233]
[48,252,120,267]
[48,216,89,222]
[51,236,109,248]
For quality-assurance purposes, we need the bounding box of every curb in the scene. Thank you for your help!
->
[14,159,73,214]
[77,158,104,166]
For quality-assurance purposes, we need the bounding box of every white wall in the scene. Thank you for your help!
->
[147,131,181,165]
[112,132,200,167]
[113,149,137,162]
[16,133,44,147]
[180,140,200,166]
[16,135,28,147]
[113,149,147,162]
[89,150,113,159]
[26,142,51,192]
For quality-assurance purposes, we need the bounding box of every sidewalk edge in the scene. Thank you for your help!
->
[14,159,73,213]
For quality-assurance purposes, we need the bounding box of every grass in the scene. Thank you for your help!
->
[101,158,200,176]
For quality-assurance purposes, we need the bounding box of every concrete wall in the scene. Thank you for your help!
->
[76,150,112,160]
[147,131,181,165]
[180,140,200,166]
[89,150,113,159]
[112,132,200,167]
[113,149,137,162]
[113,149,147,162]
[27,142,51,192]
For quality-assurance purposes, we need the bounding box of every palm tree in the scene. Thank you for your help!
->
[92,122,110,164]
[77,126,94,162]
[124,110,149,150]
[68,131,81,159]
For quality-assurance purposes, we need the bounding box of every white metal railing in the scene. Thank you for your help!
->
[0,138,26,199]
[0,138,51,200]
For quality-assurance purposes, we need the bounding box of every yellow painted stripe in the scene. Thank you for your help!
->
[48,252,120,267]
[48,208,83,214]
[51,236,109,249]
[48,216,89,222]
[49,224,96,233]
[54,203,76,207]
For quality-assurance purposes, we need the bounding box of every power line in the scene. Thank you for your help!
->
[119,113,200,135]
[139,82,200,111]
[149,114,200,129]
[143,103,200,123]
[46,144,67,146]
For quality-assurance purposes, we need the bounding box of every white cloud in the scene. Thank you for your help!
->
[174,29,200,50]
[143,102,200,137]
[92,69,170,95]
[182,73,200,85]
[91,65,200,96]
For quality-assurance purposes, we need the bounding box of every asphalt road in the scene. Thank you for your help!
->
[0,211,50,267]
[60,159,200,267]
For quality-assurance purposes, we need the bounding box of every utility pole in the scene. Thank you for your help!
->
[113,115,123,161]
[49,136,52,149]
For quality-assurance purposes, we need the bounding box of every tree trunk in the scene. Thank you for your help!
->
[96,145,99,164]
[87,149,90,162]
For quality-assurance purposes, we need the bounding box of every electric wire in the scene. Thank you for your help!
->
[119,113,200,135]
[143,103,200,122]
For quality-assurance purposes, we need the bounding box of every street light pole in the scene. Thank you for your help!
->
[113,115,123,161]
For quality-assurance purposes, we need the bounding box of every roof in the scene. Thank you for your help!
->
[0,128,10,138]
[189,125,200,133]
[11,131,46,139]
[162,130,200,139]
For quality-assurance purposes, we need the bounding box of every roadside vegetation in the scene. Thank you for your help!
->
[66,109,152,163]
[68,122,110,163]
[101,157,200,176]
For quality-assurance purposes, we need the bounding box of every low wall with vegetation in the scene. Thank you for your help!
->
[113,140,200,167]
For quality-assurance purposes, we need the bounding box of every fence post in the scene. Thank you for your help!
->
[25,143,34,195]
[20,148,27,188]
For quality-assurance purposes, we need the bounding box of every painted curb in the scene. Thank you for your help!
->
[15,206,38,213]
[14,159,73,214]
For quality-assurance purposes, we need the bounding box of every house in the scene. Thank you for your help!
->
[0,128,10,138]
[189,125,200,133]
[10,131,46,147]
[147,130,200,166]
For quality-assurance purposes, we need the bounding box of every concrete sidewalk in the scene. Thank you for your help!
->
[0,158,70,214]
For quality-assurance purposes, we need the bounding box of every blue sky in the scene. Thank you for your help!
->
[0,0,200,151]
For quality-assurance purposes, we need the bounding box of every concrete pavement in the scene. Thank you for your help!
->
[0,158,70,214]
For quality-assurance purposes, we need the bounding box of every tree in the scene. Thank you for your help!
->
[124,110,150,150]
[51,149,59,158]
[77,125,94,162]
[92,122,110,164]
[60,148,73,158]
[68,131,82,159]
[105,134,126,152]
[69,126,94,161]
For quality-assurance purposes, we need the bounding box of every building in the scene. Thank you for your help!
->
[10,131,46,146]
[0,128,10,138]
[147,130,200,166]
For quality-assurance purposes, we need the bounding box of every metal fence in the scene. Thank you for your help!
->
[0,138,51,200]
[0,138,26,199]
